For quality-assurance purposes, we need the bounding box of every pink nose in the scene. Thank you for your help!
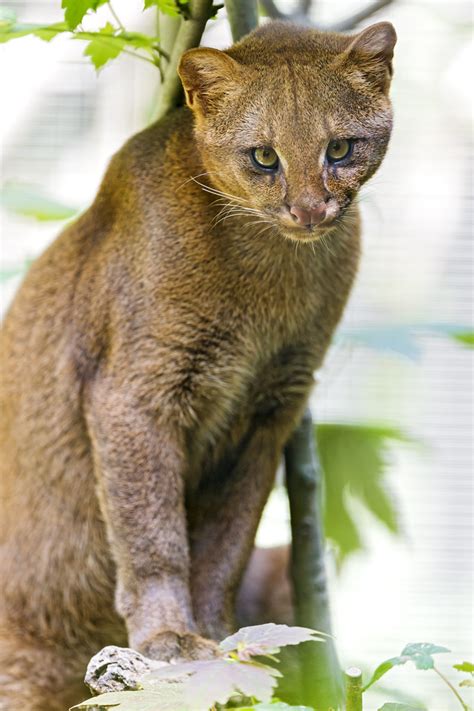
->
[289,203,327,227]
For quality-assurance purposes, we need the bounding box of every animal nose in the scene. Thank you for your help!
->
[289,203,327,227]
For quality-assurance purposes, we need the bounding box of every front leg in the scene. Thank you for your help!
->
[189,404,308,641]
[85,376,215,662]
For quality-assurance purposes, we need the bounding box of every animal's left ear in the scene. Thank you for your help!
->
[178,47,242,116]
[341,22,397,93]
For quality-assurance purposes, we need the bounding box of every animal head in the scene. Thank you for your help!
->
[178,21,396,242]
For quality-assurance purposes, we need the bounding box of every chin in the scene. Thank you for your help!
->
[279,225,333,244]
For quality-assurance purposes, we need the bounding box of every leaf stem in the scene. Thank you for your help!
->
[119,46,158,66]
[433,665,469,710]
[107,1,126,32]
[74,33,159,67]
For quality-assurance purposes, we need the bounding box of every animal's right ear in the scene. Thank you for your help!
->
[178,48,242,115]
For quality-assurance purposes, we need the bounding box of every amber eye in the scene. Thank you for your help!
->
[251,146,279,171]
[326,138,353,163]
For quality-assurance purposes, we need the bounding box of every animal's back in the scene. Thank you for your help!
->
[0,212,112,636]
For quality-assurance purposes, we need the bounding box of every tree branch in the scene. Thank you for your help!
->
[345,667,363,711]
[260,0,395,31]
[324,0,394,32]
[224,0,259,41]
[259,0,285,19]
[284,410,343,709]
[156,0,214,120]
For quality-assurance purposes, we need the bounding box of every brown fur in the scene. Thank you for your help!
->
[0,21,395,709]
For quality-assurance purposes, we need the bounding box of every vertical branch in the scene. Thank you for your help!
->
[224,0,259,42]
[345,667,363,711]
[158,12,182,69]
[156,0,214,120]
[285,410,343,709]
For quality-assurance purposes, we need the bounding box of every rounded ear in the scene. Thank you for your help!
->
[178,47,242,115]
[341,21,397,92]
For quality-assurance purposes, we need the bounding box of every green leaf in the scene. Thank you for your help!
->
[340,323,474,358]
[316,424,407,565]
[220,623,325,660]
[401,643,450,670]
[460,679,474,687]
[364,658,403,690]
[61,0,107,31]
[0,183,78,221]
[83,23,125,70]
[0,21,67,43]
[72,689,160,709]
[145,657,280,709]
[253,705,314,710]
[0,260,33,283]
[342,325,423,359]
[144,0,188,17]
[33,22,70,42]
[454,661,474,673]
[453,331,474,347]
[72,684,190,710]
[235,705,314,710]
[378,705,424,711]
[0,7,16,28]
[62,0,94,30]
[364,643,451,691]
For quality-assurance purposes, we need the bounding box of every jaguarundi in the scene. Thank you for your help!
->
[0,19,396,710]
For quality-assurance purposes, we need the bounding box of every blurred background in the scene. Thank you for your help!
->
[0,1,472,709]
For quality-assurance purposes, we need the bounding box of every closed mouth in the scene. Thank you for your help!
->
[280,221,336,241]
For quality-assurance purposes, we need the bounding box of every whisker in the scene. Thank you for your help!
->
[191,177,248,204]
[253,224,275,240]
[177,170,226,192]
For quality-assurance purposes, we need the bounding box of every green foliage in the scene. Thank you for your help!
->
[453,331,474,348]
[72,624,322,711]
[363,643,451,691]
[0,3,164,71]
[342,323,474,358]
[83,21,127,69]
[454,662,474,673]
[73,688,182,709]
[363,643,473,710]
[0,183,78,221]
[316,423,407,564]
[219,623,325,660]
[62,0,107,31]
[454,661,474,689]
[377,704,423,711]
[0,6,15,26]
[0,265,30,283]
[235,705,313,710]
[0,18,68,43]
[144,0,190,16]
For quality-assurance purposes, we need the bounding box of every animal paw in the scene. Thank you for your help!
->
[139,630,220,663]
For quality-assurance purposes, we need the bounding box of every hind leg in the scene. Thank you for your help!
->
[0,632,91,711]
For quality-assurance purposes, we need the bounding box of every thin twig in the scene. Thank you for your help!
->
[260,0,395,31]
[74,33,159,67]
[107,1,126,32]
[433,665,469,711]
[325,0,394,32]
